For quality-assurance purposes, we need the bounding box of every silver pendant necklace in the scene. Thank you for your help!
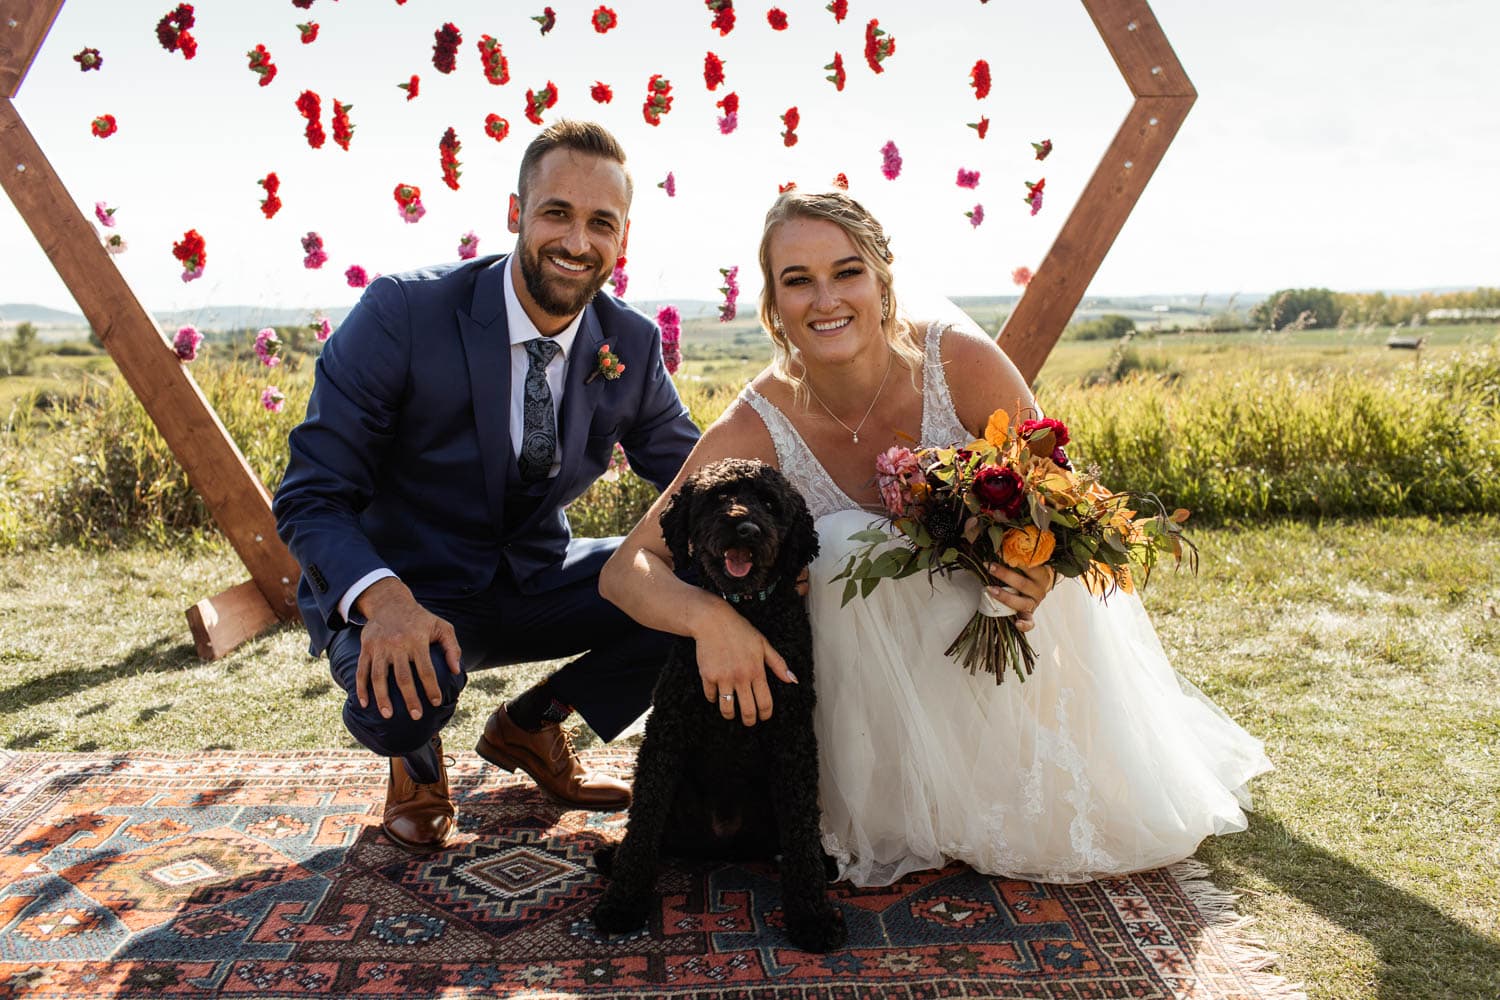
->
[805,351,893,444]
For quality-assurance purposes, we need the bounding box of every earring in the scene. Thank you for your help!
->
[880,292,891,321]
[771,313,785,334]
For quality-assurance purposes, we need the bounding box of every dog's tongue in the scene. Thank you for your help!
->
[723,548,755,579]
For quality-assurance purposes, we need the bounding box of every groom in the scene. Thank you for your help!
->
[274,120,699,853]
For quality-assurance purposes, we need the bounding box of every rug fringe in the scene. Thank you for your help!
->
[1168,860,1310,1000]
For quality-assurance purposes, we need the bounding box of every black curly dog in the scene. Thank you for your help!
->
[591,458,847,953]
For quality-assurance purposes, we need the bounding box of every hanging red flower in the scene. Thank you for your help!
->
[864,19,895,73]
[781,106,799,147]
[970,59,991,99]
[478,35,509,85]
[439,127,462,190]
[155,4,196,60]
[398,75,419,100]
[90,114,117,138]
[173,228,206,281]
[1024,177,1045,215]
[525,81,559,125]
[778,181,797,193]
[298,22,319,44]
[332,100,354,150]
[258,172,281,219]
[592,6,618,32]
[825,52,845,91]
[1032,138,1053,160]
[826,0,848,22]
[394,183,425,223]
[767,8,788,30]
[432,22,461,74]
[704,52,725,90]
[590,81,613,103]
[705,0,735,36]
[642,74,674,126]
[73,47,102,71]
[832,172,848,189]
[968,116,990,139]
[247,44,277,87]
[532,6,557,34]
[716,91,739,133]
[291,0,313,8]
[296,90,325,148]
[485,113,510,140]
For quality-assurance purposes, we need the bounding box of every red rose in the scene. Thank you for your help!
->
[1017,417,1069,447]
[971,465,1026,518]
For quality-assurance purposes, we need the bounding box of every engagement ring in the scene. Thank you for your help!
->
[719,694,734,702]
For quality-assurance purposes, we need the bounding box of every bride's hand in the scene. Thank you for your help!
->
[984,561,1057,634]
[692,601,795,727]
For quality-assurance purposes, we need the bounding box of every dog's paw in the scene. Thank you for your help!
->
[593,844,617,877]
[591,889,651,935]
[786,903,847,953]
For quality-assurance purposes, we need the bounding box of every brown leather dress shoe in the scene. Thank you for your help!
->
[475,706,631,811]
[382,738,456,854]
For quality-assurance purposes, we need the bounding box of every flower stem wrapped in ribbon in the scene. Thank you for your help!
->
[832,408,1195,682]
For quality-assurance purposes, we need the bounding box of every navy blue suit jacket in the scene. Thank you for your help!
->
[273,253,700,655]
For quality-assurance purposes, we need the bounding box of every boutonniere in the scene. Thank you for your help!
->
[586,344,626,383]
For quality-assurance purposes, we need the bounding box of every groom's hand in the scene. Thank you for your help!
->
[353,578,463,721]
[693,602,796,727]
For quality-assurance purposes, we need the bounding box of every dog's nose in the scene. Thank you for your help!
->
[736,521,761,541]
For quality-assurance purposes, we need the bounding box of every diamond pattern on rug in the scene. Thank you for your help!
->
[0,750,1300,999]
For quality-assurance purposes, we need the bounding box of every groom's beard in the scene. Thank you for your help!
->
[518,237,610,318]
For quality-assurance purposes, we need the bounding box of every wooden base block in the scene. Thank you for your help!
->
[186,578,283,661]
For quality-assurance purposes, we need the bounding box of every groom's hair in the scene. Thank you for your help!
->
[517,120,633,208]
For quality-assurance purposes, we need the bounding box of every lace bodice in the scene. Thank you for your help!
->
[741,321,971,520]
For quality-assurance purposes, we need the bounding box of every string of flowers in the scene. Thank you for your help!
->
[296,90,324,149]
[74,47,102,71]
[254,327,283,367]
[965,204,984,228]
[969,116,990,139]
[657,306,682,375]
[301,232,327,269]
[609,257,628,297]
[1032,138,1053,160]
[94,202,118,227]
[880,140,902,180]
[704,52,725,90]
[1025,177,1045,215]
[525,81,559,125]
[261,386,285,414]
[156,4,196,60]
[532,7,557,34]
[827,0,848,22]
[398,75,419,100]
[258,172,281,218]
[345,264,369,288]
[970,59,990,99]
[705,0,735,36]
[246,44,276,86]
[393,182,425,223]
[478,35,509,85]
[781,106,800,147]
[90,114,117,138]
[298,22,318,44]
[311,316,333,342]
[173,229,206,282]
[767,8,788,30]
[173,325,202,361]
[658,172,676,197]
[864,19,896,73]
[332,100,354,150]
[716,92,739,134]
[439,127,462,190]
[591,82,613,103]
[457,232,480,260]
[718,266,739,322]
[825,52,845,91]
[484,114,510,141]
[592,6,618,33]
[956,168,980,189]
[643,75,673,126]
[431,22,461,74]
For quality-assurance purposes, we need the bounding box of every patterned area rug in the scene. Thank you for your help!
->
[0,750,1302,999]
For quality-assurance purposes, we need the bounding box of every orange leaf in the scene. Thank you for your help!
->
[984,408,1010,449]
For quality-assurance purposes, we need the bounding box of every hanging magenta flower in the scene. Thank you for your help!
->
[880,140,902,180]
[642,75,673,126]
[296,90,325,148]
[705,0,735,36]
[969,116,990,139]
[331,100,354,150]
[254,327,283,367]
[965,204,984,228]
[970,60,991,99]
[94,201,118,227]
[1011,266,1033,287]
[592,5,618,32]
[432,22,462,74]
[825,52,845,91]
[591,81,613,103]
[864,19,895,73]
[298,22,319,44]
[956,168,980,189]
[398,75,420,100]
[532,6,557,34]
[718,265,739,322]
[457,231,480,260]
[90,114,117,138]
[478,35,509,85]
[258,172,281,218]
[394,182,426,223]
[781,106,800,147]
[658,172,676,197]
[704,52,726,90]
[313,316,333,342]
[261,386,286,414]
[345,264,369,288]
[173,325,202,362]
[73,47,103,71]
[173,228,206,281]
[827,0,848,22]
[609,256,628,296]
[656,306,682,374]
[301,231,328,269]
[484,113,510,141]
[717,91,739,133]
[767,8,788,30]
[439,127,462,190]
[1032,138,1053,160]
[525,81,559,125]
[1024,177,1045,215]
[103,234,127,254]
[155,4,196,60]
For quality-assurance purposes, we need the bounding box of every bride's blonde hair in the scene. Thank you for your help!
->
[757,191,924,402]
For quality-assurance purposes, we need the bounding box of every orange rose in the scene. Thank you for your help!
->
[1000,525,1056,569]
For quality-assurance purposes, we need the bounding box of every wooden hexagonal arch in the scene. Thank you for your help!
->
[0,0,1194,658]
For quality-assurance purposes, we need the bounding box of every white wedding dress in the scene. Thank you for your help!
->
[741,321,1272,886]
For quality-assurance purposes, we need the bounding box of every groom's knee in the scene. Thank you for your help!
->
[328,632,468,756]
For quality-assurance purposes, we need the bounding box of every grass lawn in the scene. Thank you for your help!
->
[1,517,1496,998]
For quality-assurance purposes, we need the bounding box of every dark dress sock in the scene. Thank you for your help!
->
[506,679,573,732]
[402,737,442,784]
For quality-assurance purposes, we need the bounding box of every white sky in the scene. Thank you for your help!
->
[2,0,1497,315]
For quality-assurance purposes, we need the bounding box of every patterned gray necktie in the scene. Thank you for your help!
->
[518,337,561,483]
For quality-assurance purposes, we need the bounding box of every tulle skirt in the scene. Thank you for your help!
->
[808,509,1272,887]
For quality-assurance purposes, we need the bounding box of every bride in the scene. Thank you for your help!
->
[599,190,1270,886]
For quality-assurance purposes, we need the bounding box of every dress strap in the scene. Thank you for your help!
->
[919,320,972,447]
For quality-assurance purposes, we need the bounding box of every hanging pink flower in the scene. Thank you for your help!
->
[457,231,480,260]
[94,201,118,228]
[880,140,902,180]
[1025,177,1045,215]
[254,327,283,367]
[717,92,739,134]
[173,325,202,362]
[261,386,286,413]
[1011,266,1033,287]
[658,172,676,197]
[965,204,984,228]
[311,316,333,341]
[346,264,369,288]
[656,305,682,374]
[301,231,328,269]
[956,168,980,189]
[103,234,127,254]
[610,256,628,297]
[718,265,739,323]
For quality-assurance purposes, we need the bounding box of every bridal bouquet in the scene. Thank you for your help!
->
[831,409,1194,682]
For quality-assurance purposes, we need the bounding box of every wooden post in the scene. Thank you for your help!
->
[998,0,1197,383]
[1,0,300,658]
